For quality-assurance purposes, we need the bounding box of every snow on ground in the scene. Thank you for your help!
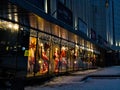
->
[26,79,120,90]
[25,66,120,90]
[90,66,120,75]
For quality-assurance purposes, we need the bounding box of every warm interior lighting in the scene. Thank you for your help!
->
[14,15,18,22]
[74,61,77,64]
[55,48,58,51]
[14,24,19,30]
[62,46,65,50]
[8,22,19,30]
[39,60,42,64]
[40,43,43,47]
[8,14,12,20]
[8,23,12,28]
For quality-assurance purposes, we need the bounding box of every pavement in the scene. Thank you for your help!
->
[25,66,120,90]
[25,67,101,86]
[37,68,103,86]
[38,66,120,86]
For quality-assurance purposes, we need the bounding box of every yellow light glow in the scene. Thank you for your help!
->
[39,60,42,64]
[8,14,12,20]
[40,43,43,47]
[15,16,18,22]
[8,23,12,28]
[14,13,18,22]
[14,24,19,30]
[55,48,58,51]
[75,44,78,48]
[74,61,77,64]
[62,46,65,50]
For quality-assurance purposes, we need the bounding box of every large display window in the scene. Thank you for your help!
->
[28,37,36,76]
[67,42,75,71]
[59,40,68,72]
[37,33,51,74]
[73,44,80,70]
[52,37,60,73]
[28,31,51,76]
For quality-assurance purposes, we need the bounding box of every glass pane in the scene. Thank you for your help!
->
[0,20,27,77]
[68,42,75,71]
[68,32,75,42]
[37,39,50,74]
[60,28,68,40]
[51,24,60,37]
[35,33,51,75]
[44,20,51,33]
[37,16,44,31]
[74,44,80,70]
[28,37,36,76]
[59,40,68,72]
[29,14,37,29]
[52,36,60,73]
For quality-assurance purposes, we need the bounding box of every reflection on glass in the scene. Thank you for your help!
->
[40,42,49,73]
[60,46,67,71]
[28,37,36,74]
[53,47,59,72]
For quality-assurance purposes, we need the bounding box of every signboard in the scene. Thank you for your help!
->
[57,1,73,26]
[78,18,87,35]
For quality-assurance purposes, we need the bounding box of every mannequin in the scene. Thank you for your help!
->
[60,47,66,64]
[41,49,49,73]
[28,37,36,73]
[54,48,59,72]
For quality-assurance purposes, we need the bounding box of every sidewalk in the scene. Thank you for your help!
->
[81,66,120,81]
[25,66,120,90]
[30,68,102,86]
[54,68,101,82]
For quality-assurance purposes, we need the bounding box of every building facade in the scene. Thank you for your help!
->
[111,0,120,49]
[0,0,113,78]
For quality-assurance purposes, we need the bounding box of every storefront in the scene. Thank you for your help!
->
[0,1,101,78]
[27,13,101,76]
